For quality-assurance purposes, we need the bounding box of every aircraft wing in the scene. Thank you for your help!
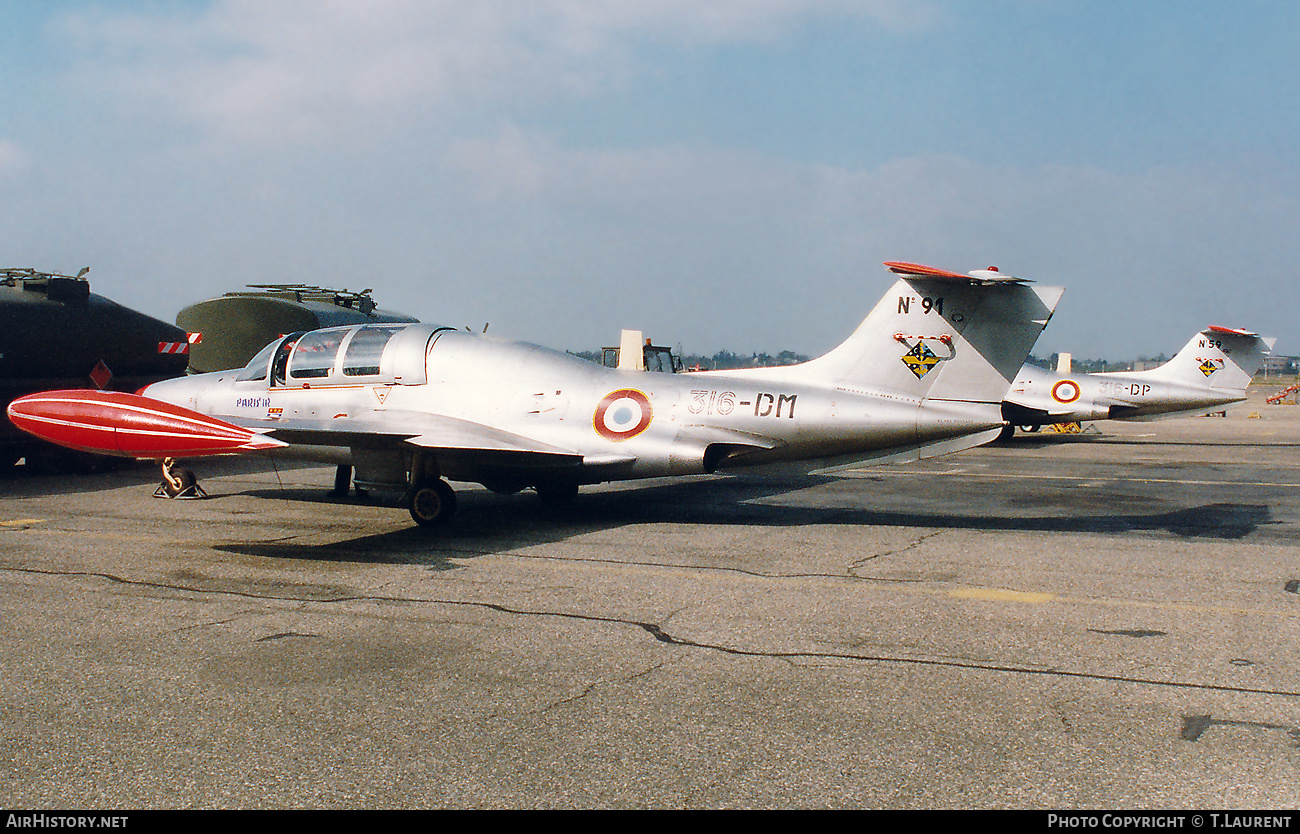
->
[230,410,587,466]
[1001,400,1079,424]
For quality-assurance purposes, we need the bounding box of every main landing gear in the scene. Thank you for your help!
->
[404,477,582,527]
[406,478,457,527]
[997,423,1043,442]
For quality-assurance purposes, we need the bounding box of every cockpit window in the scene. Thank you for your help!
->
[288,329,348,379]
[272,334,303,385]
[341,325,407,376]
[236,333,304,384]
[234,339,280,382]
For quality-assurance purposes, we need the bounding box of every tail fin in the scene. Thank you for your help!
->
[792,263,1063,404]
[1138,326,1273,392]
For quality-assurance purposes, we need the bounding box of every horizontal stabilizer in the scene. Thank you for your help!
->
[885,261,1031,285]
[1206,325,1258,337]
[809,427,1005,474]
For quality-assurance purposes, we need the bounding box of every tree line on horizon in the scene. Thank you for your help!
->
[570,348,810,371]
[570,347,1194,373]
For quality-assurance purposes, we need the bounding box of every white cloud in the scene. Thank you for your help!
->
[5,105,1294,359]
[58,0,934,147]
[24,1,1295,360]
[434,129,1300,357]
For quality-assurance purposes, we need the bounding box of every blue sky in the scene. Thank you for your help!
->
[1,1,1297,360]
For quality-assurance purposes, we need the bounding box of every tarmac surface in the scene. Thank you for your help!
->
[1,388,1298,809]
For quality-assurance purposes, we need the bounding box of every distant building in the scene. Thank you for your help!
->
[1261,355,1298,376]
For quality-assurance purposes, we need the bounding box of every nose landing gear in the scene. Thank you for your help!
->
[154,457,206,499]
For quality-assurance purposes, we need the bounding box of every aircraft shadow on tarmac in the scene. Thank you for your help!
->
[212,474,1277,565]
[1000,432,1300,450]
[0,455,322,498]
[0,459,161,496]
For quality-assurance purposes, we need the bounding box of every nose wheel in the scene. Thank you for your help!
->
[407,479,457,527]
[154,457,207,499]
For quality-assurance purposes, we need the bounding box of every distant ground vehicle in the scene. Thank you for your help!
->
[599,330,684,373]
[177,284,419,373]
[0,268,191,469]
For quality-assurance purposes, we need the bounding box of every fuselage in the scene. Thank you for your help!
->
[1002,327,1267,428]
[6,265,1065,526]
[1005,365,1247,425]
[143,323,1004,489]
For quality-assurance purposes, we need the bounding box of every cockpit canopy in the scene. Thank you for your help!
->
[234,323,440,386]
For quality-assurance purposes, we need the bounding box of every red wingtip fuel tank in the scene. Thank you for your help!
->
[6,390,286,459]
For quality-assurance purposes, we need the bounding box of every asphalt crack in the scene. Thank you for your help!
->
[492,661,673,719]
[849,530,947,575]
[497,548,940,585]
[9,564,1300,700]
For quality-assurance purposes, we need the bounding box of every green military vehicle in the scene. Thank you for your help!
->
[176,284,419,373]
[1,268,191,469]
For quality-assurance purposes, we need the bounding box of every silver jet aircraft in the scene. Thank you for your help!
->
[8,262,1062,528]
[1001,326,1273,437]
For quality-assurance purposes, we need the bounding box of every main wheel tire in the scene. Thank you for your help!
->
[408,480,457,527]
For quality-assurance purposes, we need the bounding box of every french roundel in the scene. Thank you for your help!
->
[1051,379,1082,404]
[593,389,653,441]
